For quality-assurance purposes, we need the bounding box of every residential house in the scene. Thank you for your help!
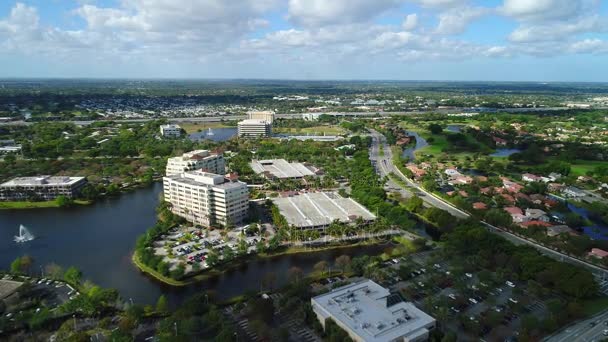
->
[525,208,550,222]
[589,248,608,259]
[522,173,542,182]
[473,202,487,210]
[547,225,575,237]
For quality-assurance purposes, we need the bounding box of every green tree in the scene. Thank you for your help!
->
[156,294,169,314]
[64,266,83,285]
[55,195,73,208]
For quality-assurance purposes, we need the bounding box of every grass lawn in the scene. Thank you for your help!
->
[570,160,606,176]
[273,125,345,135]
[179,122,234,133]
[0,199,91,209]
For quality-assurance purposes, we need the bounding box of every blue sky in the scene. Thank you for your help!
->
[0,0,607,81]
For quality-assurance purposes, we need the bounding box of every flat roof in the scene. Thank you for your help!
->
[272,192,376,228]
[238,119,270,125]
[250,159,315,179]
[1,176,85,187]
[312,279,435,342]
[164,172,246,190]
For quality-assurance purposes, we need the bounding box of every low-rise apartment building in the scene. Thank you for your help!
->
[165,150,225,176]
[163,171,249,227]
[0,176,87,201]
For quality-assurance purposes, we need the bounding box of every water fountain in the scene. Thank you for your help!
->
[206,128,214,136]
[14,224,35,243]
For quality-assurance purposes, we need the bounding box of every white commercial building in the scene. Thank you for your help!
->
[166,150,225,176]
[250,159,315,179]
[311,279,436,342]
[0,176,87,201]
[163,171,249,227]
[302,113,323,121]
[247,110,275,123]
[237,119,272,138]
[272,192,376,230]
[160,124,182,138]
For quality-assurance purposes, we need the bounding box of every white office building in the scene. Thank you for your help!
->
[247,110,275,123]
[311,279,435,342]
[163,171,249,227]
[237,119,272,138]
[0,176,87,201]
[166,150,225,176]
[160,124,182,138]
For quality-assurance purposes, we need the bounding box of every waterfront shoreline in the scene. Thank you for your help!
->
[0,199,92,210]
[131,238,388,287]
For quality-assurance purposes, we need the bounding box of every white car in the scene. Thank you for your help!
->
[465,273,473,278]
[448,294,457,300]
[469,298,478,305]
[509,297,518,304]
[506,281,515,288]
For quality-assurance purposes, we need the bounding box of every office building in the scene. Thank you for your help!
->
[160,124,182,138]
[237,119,271,138]
[0,176,87,201]
[163,171,249,227]
[247,110,275,123]
[311,279,436,342]
[166,150,225,176]
[250,159,316,179]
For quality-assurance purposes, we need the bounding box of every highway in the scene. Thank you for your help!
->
[1,106,593,127]
[545,310,608,342]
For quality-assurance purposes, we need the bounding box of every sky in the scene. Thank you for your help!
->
[0,0,608,81]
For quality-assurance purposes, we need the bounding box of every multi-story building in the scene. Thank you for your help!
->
[311,279,436,342]
[160,124,182,138]
[247,110,275,123]
[163,171,249,227]
[165,150,225,176]
[0,176,87,201]
[237,119,271,138]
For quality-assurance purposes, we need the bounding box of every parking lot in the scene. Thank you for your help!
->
[153,224,271,274]
[367,251,552,341]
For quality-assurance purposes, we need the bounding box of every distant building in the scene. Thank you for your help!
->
[160,124,182,138]
[522,173,542,183]
[302,113,323,121]
[247,110,275,123]
[0,176,87,201]
[163,171,249,227]
[250,159,316,179]
[166,150,225,176]
[311,279,436,342]
[237,119,272,138]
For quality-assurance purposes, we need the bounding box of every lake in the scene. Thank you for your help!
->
[0,184,386,305]
[189,127,237,142]
[490,148,521,157]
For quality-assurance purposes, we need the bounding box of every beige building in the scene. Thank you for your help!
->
[247,110,275,123]
[165,150,225,176]
[163,171,249,227]
[237,119,272,138]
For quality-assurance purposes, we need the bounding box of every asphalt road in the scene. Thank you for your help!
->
[368,129,469,219]
[546,310,608,342]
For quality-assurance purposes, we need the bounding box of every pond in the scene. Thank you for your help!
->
[189,127,237,142]
[401,131,429,161]
[490,148,522,157]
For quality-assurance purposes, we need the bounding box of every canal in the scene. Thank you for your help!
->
[0,184,387,305]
